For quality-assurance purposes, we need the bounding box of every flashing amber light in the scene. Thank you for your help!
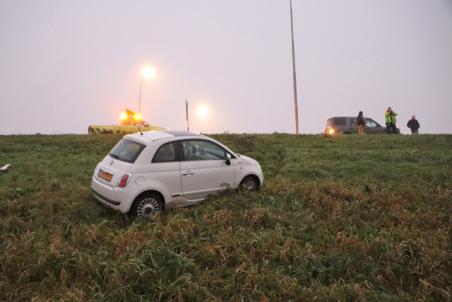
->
[134,113,143,121]
[119,111,128,121]
[327,128,335,135]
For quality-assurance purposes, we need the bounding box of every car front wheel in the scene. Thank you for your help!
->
[240,176,260,191]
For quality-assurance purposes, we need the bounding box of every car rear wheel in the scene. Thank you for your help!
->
[130,193,163,219]
[240,176,260,192]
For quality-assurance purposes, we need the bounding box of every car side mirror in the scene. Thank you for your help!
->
[225,153,231,166]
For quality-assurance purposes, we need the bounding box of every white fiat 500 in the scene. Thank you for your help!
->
[91,131,263,218]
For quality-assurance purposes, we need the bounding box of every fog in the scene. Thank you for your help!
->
[1,0,451,134]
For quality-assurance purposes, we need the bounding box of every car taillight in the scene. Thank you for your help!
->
[118,174,131,188]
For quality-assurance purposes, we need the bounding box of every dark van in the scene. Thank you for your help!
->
[324,116,399,136]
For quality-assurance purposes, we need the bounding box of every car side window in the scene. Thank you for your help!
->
[333,117,346,126]
[365,119,378,128]
[182,140,227,161]
[152,142,177,163]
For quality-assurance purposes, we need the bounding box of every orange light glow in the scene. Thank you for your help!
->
[327,128,335,135]
[134,113,143,120]
[119,111,128,121]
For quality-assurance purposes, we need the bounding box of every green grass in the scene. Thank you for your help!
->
[0,134,451,301]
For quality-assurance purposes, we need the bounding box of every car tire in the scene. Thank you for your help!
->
[240,175,260,192]
[129,193,163,219]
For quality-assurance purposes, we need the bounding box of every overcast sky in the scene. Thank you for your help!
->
[1,0,451,134]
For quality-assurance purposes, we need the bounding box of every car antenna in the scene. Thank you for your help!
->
[138,127,143,135]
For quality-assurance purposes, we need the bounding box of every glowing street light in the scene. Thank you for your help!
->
[196,104,209,120]
[142,65,156,80]
[138,65,156,113]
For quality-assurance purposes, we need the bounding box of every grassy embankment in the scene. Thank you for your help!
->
[0,134,451,301]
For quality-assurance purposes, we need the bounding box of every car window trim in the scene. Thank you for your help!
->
[151,141,181,163]
[365,118,381,127]
[333,117,347,126]
[179,139,236,162]
[109,139,146,164]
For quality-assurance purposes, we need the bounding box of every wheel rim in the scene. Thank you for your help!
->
[243,179,257,191]
[136,197,161,218]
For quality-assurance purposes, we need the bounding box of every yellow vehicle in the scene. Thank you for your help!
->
[88,109,165,134]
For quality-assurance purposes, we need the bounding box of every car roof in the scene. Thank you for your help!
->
[328,116,375,120]
[329,116,354,119]
[125,130,203,144]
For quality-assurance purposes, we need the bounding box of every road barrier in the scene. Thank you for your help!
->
[88,125,165,134]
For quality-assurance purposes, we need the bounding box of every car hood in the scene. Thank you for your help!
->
[238,155,259,165]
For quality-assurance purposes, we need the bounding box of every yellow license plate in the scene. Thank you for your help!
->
[98,169,113,182]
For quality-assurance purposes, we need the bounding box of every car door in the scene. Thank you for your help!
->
[349,117,358,133]
[180,139,235,202]
[135,141,182,202]
[364,118,384,134]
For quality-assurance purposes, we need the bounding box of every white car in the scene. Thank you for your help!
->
[91,131,264,218]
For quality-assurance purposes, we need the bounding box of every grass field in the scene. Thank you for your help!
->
[0,134,451,301]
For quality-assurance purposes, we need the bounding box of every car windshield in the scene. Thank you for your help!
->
[109,139,146,163]
[365,118,380,128]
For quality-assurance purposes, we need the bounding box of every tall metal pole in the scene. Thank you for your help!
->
[138,76,143,113]
[290,0,300,134]
[186,99,189,132]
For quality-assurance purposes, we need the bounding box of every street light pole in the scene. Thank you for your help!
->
[290,0,300,134]
[138,76,143,113]
[186,99,189,132]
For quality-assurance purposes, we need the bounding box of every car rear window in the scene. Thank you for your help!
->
[333,117,347,126]
[109,139,146,163]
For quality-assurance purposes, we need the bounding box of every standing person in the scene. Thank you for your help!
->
[407,115,420,135]
[356,111,365,135]
[385,107,398,134]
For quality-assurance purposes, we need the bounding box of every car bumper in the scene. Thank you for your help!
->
[90,176,132,213]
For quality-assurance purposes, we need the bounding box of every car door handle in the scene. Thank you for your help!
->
[181,171,195,176]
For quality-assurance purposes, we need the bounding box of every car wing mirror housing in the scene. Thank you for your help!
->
[225,153,232,166]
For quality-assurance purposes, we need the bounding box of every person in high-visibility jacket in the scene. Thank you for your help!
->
[385,107,398,134]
